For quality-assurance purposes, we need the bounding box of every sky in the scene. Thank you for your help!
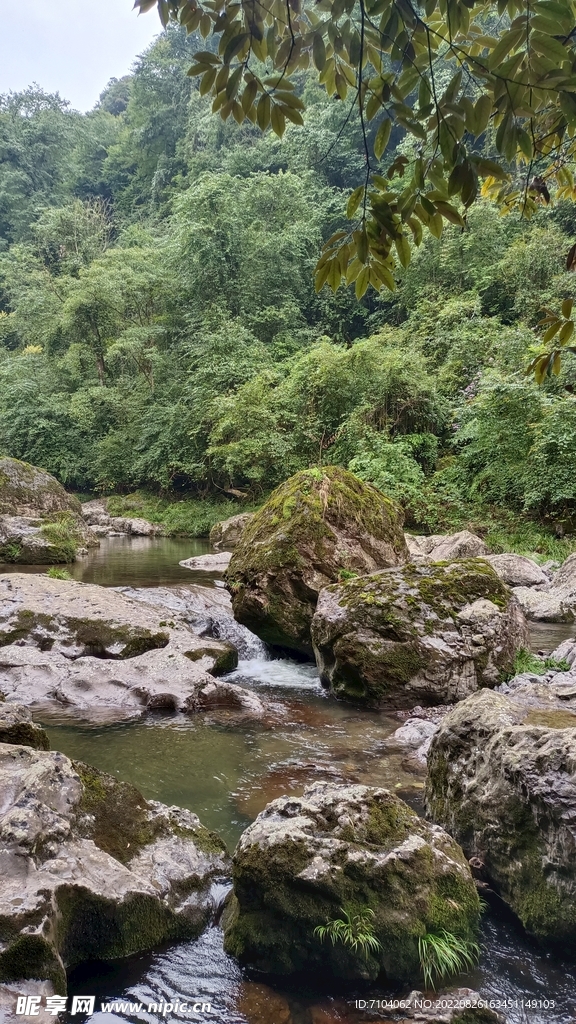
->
[0,0,162,111]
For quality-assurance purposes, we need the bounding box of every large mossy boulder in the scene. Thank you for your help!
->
[0,458,94,564]
[0,458,81,518]
[0,738,229,992]
[226,467,408,655]
[426,686,576,947]
[311,559,528,708]
[223,783,480,982]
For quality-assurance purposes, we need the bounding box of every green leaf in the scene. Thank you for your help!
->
[313,32,327,71]
[270,104,286,137]
[394,233,411,269]
[355,266,370,299]
[559,321,575,345]
[347,186,364,219]
[562,298,574,319]
[374,119,391,161]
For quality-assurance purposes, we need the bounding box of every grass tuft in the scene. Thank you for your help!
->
[418,930,480,990]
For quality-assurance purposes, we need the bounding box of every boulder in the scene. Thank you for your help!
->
[0,458,81,518]
[210,513,253,550]
[223,782,480,982]
[0,574,253,722]
[481,553,549,588]
[227,467,408,656]
[0,740,229,992]
[0,645,262,723]
[511,586,571,622]
[180,551,232,574]
[405,531,488,561]
[311,559,528,708]
[119,584,267,660]
[426,685,576,946]
[0,703,50,749]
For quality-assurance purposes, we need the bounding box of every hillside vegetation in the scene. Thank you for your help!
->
[1,28,576,553]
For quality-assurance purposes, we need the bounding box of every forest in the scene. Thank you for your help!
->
[1,25,576,554]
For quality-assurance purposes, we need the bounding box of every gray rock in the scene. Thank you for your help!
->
[311,559,528,708]
[223,782,480,982]
[119,584,267,660]
[0,458,81,518]
[481,553,549,587]
[426,686,576,945]
[180,551,232,573]
[210,513,253,549]
[81,500,162,537]
[0,742,229,992]
[0,703,49,749]
[512,586,573,622]
[405,531,488,561]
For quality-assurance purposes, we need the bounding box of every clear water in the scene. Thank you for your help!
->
[13,538,576,1023]
[0,536,214,588]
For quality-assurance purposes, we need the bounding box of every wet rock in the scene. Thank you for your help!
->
[227,467,408,656]
[405,531,488,561]
[210,513,253,550]
[0,703,49,749]
[223,782,480,982]
[0,642,243,723]
[0,744,229,992]
[311,560,528,708]
[480,553,549,588]
[121,584,267,660]
[185,679,266,716]
[180,552,232,573]
[426,686,576,946]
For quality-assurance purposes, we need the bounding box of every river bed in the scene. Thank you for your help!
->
[14,537,576,1024]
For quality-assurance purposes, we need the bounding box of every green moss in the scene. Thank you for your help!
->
[73,761,166,864]
[0,721,50,750]
[184,643,238,675]
[0,935,66,994]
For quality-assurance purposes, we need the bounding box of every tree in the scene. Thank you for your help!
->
[137,0,576,293]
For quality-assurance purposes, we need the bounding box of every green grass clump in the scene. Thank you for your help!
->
[46,566,72,580]
[418,930,480,990]
[106,490,258,537]
[314,906,382,958]
[510,648,571,677]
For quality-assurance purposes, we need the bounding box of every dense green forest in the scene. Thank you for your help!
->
[1,27,576,552]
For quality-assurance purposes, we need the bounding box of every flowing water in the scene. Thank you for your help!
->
[18,538,576,1024]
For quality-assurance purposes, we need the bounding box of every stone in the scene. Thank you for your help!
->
[119,584,267,660]
[512,587,573,622]
[80,500,162,537]
[223,782,480,982]
[236,982,292,1024]
[227,467,408,656]
[480,553,549,587]
[426,685,576,945]
[0,458,81,518]
[311,559,528,708]
[0,574,252,722]
[180,552,232,573]
[0,703,49,749]
[405,531,488,561]
[210,513,254,550]
[0,741,229,992]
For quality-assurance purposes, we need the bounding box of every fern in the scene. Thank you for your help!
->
[418,930,480,990]
[314,906,382,958]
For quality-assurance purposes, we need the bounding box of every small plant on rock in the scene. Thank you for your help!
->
[418,930,480,990]
[46,567,72,580]
[511,649,570,677]
[314,906,382,958]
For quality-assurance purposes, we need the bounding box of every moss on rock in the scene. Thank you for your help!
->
[312,559,528,708]
[227,467,408,655]
[223,783,480,983]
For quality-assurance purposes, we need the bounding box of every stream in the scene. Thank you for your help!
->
[18,538,576,1024]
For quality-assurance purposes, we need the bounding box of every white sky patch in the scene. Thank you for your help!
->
[0,0,162,111]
